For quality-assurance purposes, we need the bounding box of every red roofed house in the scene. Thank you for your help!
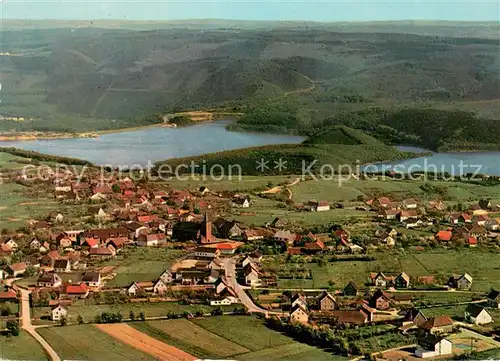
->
[81,238,99,250]
[65,283,89,298]
[468,237,478,247]
[304,240,325,254]
[435,230,452,242]
[7,263,27,277]
[215,242,241,255]
[137,215,159,224]
[89,246,116,259]
[420,315,454,334]
[373,197,392,208]
[0,289,18,302]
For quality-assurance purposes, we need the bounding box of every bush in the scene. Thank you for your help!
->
[6,320,19,336]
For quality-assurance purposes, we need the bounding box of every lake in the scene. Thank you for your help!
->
[364,146,500,176]
[0,122,306,167]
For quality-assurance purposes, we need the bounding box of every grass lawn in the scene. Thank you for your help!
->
[32,302,228,323]
[132,319,249,359]
[38,325,155,361]
[238,342,348,361]
[162,175,293,192]
[103,247,185,288]
[192,315,293,351]
[0,331,48,360]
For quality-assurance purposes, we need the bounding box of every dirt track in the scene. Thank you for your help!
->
[95,323,196,361]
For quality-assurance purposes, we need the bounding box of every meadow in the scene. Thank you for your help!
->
[0,331,48,360]
[38,325,156,361]
[265,248,500,292]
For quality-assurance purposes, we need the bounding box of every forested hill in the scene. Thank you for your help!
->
[1,23,499,133]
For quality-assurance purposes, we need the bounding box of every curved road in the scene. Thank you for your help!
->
[19,289,61,361]
[223,258,285,315]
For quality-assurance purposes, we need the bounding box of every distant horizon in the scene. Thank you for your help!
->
[1,1,499,22]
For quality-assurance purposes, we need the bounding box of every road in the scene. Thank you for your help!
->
[19,288,61,361]
[223,258,283,315]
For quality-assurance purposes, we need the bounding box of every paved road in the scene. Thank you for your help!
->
[19,288,62,361]
[223,258,284,315]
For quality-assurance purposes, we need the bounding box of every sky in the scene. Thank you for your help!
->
[0,0,499,22]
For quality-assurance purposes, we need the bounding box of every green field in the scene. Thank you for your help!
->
[192,315,293,351]
[103,247,185,288]
[134,316,346,361]
[0,331,48,360]
[32,301,227,324]
[266,248,500,292]
[132,319,249,359]
[38,325,155,361]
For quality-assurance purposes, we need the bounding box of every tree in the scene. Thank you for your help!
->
[129,310,135,321]
[6,320,19,336]
[139,311,145,321]
[77,315,84,324]
[112,184,121,193]
[1,302,13,316]
[60,317,67,326]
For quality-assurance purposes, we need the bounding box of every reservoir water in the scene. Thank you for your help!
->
[365,146,500,176]
[0,122,306,167]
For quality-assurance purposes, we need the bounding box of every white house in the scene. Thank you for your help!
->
[465,304,493,325]
[51,305,68,321]
[415,337,452,358]
[159,270,173,284]
[403,198,418,209]
[153,279,167,294]
[210,296,239,306]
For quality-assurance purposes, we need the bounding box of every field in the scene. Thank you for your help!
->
[265,248,500,292]
[96,323,196,361]
[133,316,346,361]
[102,247,185,288]
[38,325,156,361]
[0,331,48,360]
[132,319,249,359]
[32,301,228,324]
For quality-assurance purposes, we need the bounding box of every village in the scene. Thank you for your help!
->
[1,163,500,360]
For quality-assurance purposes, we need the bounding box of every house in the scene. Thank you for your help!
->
[36,273,62,288]
[415,336,452,358]
[370,289,392,310]
[242,229,267,242]
[30,239,41,250]
[51,305,68,321]
[381,236,396,246]
[290,305,309,324]
[81,238,99,250]
[137,233,166,247]
[57,236,73,249]
[40,251,60,267]
[459,214,473,223]
[106,237,128,251]
[378,209,399,220]
[215,220,244,239]
[233,197,250,208]
[65,283,89,298]
[448,273,473,290]
[82,271,101,288]
[403,218,422,229]
[465,304,493,325]
[420,315,454,334]
[215,242,241,255]
[210,296,239,306]
[127,282,142,296]
[53,259,71,273]
[192,246,220,259]
[468,237,478,247]
[343,281,359,296]
[309,200,330,212]
[331,310,369,325]
[371,272,389,288]
[470,204,488,216]
[89,246,116,259]
[159,270,173,284]
[395,272,410,289]
[317,291,337,311]
[0,289,18,302]
[7,263,27,277]
[1,238,18,250]
[403,198,418,209]
[474,214,489,226]
[372,197,392,208]
[153,279,168,294]
[244,264,261,286]
[487,289,500,308]
[435,230,452,242]
[403,308,427,327]
[428,200,446,211]
[484,218,499,231]
[0,244,13,257]
[274,230,296,245]
[270,217,288,228]
[291,294,307,310]
[304,240,325,254]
